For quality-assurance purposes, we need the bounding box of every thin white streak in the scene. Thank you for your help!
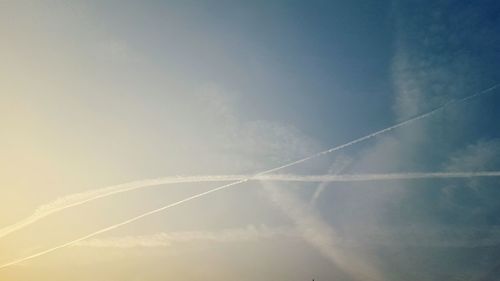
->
[0,176,244,240]
[1,83,498,269]
[0,180,247,269]
[2,170,499,240]
[310,158,352,205]
[74,226,500,249]
[258,83,499,176]
[257,171,500,182]
[74,225,500,249]
[72,225,299,248]
[262,181,384,281]
[3,172,499,269]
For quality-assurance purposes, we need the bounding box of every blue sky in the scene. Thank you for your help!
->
[1,1,500,280]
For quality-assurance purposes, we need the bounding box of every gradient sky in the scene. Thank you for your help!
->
[1,1,500,280]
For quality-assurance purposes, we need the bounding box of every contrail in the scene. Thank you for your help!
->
[0,180,247,270]
[0,83,498,270]
[0,175,247,240]
[257,171,500,182]
[2,168,500,241]
[261,181,385,281]
[260,83,499,175]
[72,225,300,248]
[5,173,500,270]
[73,225,500,249]
[310,157,352,205]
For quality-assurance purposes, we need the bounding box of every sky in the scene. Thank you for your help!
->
[1,1,500,280]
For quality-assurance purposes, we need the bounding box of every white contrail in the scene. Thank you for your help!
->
[257,171,500,182]
[0,175,245,240]
[260,83,499,175]
[2,169,500,241]
[0,180,247,270]
[1,170,500,269]
[72,225,500,249]
[72,225,300,248]
[310,157,352,205]
[261,181,385,281]
[3,172,500,269]
[0,83,498,270]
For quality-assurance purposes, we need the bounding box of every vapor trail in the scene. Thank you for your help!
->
[0,83,498,270]
[73,225,500,249]
[0,176,246,240]
[3,168,499,241]
[310,157,352,205]
[0,180,247,270]
[257,171,500,182]
[72,225,300,248]
[259,83,499,175]
[261,181,385,281]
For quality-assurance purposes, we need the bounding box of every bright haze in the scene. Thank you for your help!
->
[1,1,500,281]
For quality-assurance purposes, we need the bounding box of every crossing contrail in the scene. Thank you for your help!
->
[0,83,498,270]
[0,175,247,240]
[310,157,352,205]
[0,180,247,270]
[3,168,500,241]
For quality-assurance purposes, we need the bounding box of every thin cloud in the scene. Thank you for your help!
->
[310,156,352,205]
[262,181,384,281]
[3,171,500,241]
[72,225,500,249]
[72,225,299,248]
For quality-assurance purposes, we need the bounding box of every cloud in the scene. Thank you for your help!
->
[310,155,352,205]
[261,181,384,281]
[4,168,499,242]
[72,225,299,248]
[446,139,500,173]
[195,84,320,170]
[439,139,500,224]
[72,223,500,250]
[0,175,243,240]
[339,224,500,248]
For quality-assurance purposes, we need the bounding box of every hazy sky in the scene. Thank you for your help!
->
[1,1,500,280]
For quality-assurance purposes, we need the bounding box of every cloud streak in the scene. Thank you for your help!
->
[73,225,500,249]
[0,176,245,240]
[258,171,500,182]
[0,83,498,270]
[72,225,299,248]
[262,181,385,281]
[3,171,500,241]
[310,157,352,205]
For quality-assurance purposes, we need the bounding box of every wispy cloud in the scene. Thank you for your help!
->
[72,224,500,249]
[310,156,352,205]
[262,181,384,281]
[0,175,243,240]
[259,171,500,182]
[3,171,500,241]
[72,225,299,248]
